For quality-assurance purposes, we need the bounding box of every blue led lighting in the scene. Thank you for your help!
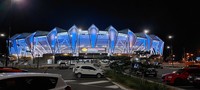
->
[89,24,98,48]
[9,25,164,57]
[47,29,57,53]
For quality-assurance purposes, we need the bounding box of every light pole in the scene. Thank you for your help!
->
[0,33,9,66]
[144,29,149,58]
[144,29,149,34]
[6,0,24,67]
[166,46,171,61]
[168,35,173,67]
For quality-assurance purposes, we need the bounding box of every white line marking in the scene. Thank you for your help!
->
[64,80,76,83]
[105,85,119,89]
[80,80,109,85]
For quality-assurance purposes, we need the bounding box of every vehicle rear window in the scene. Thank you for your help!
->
[0,76,58,90]
[176,69,184,74]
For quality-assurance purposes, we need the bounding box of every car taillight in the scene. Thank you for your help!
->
[65,86,71,90]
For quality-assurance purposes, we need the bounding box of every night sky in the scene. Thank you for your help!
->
[0,0,199,60]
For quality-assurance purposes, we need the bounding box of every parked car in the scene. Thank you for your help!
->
[74,64,104,78]
[187,73,200,88]
[162,67,200,85]
[143,67,157,77]
[132,65,157,77]
[0,67,28,73]
[131,62,157,77]
[0,73,71,90]
[110,60,131,70]
[58,62,70,69]
[99,60,110,68]
[153,62,163,69]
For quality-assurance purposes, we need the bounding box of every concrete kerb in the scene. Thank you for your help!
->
[106,72,185,90]
[123,72,186,90]
[106,77,134,90]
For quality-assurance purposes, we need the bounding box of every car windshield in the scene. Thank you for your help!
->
[176,69,184,74]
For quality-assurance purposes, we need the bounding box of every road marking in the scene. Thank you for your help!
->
[105,85,119,89]
[64,80,76,83]
[80,80,109,85]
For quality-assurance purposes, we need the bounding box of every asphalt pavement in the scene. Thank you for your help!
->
[26,66,200,90]
[27,68,122,90]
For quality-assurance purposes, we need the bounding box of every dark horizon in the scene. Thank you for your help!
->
[0,0,200,60]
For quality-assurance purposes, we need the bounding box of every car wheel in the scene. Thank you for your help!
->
[77,73,82,78]
[144,73,148,77]
[97,73,101,78]
[153,73,157,77]
[174,78,183,86]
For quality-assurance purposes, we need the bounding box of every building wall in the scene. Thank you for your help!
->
[9,25,164,58]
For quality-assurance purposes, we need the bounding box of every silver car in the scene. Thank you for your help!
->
[0,73,71,90]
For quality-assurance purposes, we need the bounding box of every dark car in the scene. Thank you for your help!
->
[0,67,28,73]
[109,60,131,71]
[134,67,157,77]
[188,73,200,88]
[153,62,163,69]
[131,62,157,77]
[143,67,157,77]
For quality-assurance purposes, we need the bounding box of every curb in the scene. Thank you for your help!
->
[106,77,133,90]
[123,72,186,90]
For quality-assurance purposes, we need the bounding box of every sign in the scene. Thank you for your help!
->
[81,48,88,52]
[80,48,106,53]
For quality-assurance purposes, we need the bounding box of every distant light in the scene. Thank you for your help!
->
[13,0,23,3]
[168,35,173,39]
[144,29,149,34]
[117,53,121,56]
[82,48,87,52]
[63,53,69,56]
[167,46,170,49]
[0,34,5,37]
[78,28,82,32]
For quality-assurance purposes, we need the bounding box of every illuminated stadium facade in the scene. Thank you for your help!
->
[9,25,164,62]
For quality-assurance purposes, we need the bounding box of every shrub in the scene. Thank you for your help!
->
[105,70,170,90]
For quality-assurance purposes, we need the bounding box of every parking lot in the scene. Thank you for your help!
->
[27,68,122,90]
[23,63,200,90]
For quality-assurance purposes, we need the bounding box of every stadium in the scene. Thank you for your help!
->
[9,25,164,64]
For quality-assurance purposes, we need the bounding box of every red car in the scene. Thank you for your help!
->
[162,67,200,85]
[0,67,28,73]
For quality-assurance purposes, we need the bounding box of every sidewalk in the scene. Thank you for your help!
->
[106,77,134,90]
[122,72,185,90]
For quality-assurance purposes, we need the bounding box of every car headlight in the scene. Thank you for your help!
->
[172,71,176,73]
[195,77,200,80]
[188,76,192,79]
[167,76,172,79]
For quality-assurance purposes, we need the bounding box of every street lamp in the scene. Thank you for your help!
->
[7,0,25,67]
[0,34,5,37]
[167,46,170,49]
[144,29,149,34]
[168,35,174,67]
[0,33,8,66]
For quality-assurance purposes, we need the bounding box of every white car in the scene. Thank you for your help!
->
[0,73,71,90]
[74,65,104,78]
